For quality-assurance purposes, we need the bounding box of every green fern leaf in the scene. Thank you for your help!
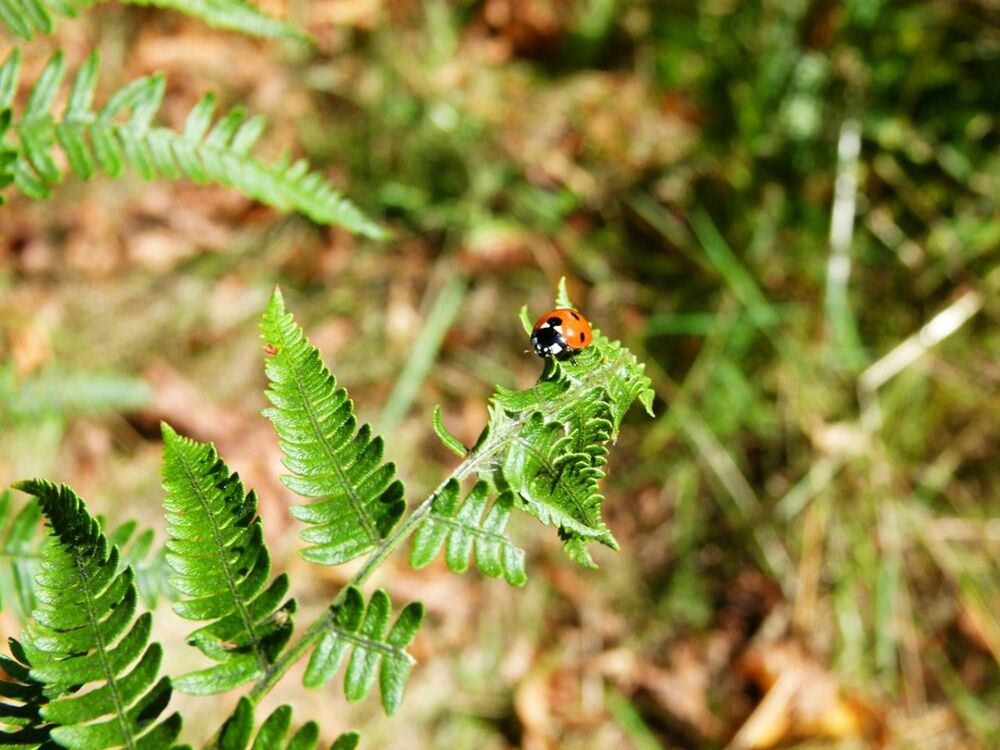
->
[0,637,56,748]
[261,289,406,566]
[471,283,652,567]
[128,0,305,41]
[9,479,181,749]
[0,0,304,41]
[590,338,656,429]
[502,412,616,546]
[0,489,41,619]
[218,699,350,750]
[160,424,296,695]
[409,479,526,586]
[0,51,20,108]
[303,586,422,715]
[486,371,621,566]
[553,276,573,309]
[0,49,386,238]
[503,312,651,566]
[0,62,19,197]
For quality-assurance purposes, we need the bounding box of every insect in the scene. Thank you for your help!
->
[530,308,593,359]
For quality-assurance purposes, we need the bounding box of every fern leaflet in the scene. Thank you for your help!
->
[303,586,422,715]
[500,409,616,560]
[0,49,386,238]
[161,424,296,695]
[409,479,526,586]
[431,404,466,457]
[261,288,406,566]
[481,340,650,566]
[218,698,360,750]
[0,0,304,41]
[330,732,361,750]
[0,489,41,619]
[9,480,182,749]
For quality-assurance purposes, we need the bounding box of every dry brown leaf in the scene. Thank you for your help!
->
[732,640,881,749]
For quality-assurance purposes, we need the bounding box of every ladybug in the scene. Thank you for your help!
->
[530,308,593,359]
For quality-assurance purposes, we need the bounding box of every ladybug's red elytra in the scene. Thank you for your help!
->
[530,308,594,359]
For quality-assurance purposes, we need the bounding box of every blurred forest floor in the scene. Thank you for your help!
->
[1,1,999,748]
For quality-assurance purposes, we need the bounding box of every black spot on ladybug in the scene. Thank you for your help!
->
[579,332,585,342]
[570,311,580,320]
[547,316,562,327]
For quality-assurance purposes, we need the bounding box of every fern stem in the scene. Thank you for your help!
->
[238,498,434,713]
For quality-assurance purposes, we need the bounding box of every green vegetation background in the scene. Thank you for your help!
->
[1,0,998,748]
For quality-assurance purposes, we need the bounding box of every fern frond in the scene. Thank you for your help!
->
[10,480,181,750]
[0,49,386,238]
[494,370,620,567]
[241,283,650,712]
[477,363,631,566]
[0,360,151,425]
[477,290,652,566]
[502,410,616,546]
[0,497,165,625]
[261,289,406,566]
[160,424,296,695]
[218,698,359,750]
[0,489,41,619]
[0,0,304,41]
[409,479,526,586]
[303,586,422,715]
[129,0,304,40]
[261,282,651,572]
